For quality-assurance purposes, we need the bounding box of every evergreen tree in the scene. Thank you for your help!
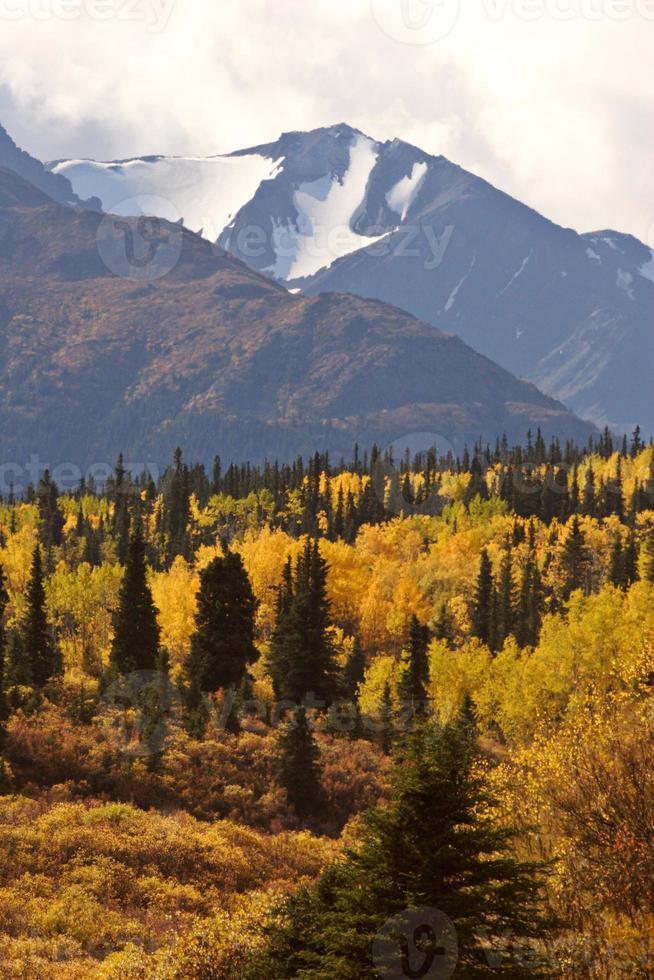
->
[3,632,30,691]
[515,548,543,648]
[184,551,258,695]
[471,548,495,648]
[608,534,626,589]
[560,517,591,599]
[377,681,394,754]
[36,470,64,553]
[397,615,430,715]
[268,539,339,705]
[495,542,515,650]
[109,526,160,675]
[342,636,366,700]
[22,546,60,688]
[624,529,639,587]
[433,600,456,646]
[249,718,554,978]
[276,707,323,822]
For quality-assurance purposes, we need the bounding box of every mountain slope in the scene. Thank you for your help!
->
[52,123,654,434]
[0,168,594,471]
[0,123,99,209]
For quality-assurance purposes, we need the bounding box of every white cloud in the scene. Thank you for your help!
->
[0,0,651,242]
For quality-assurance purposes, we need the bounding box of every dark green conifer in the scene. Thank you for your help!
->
[268,540,339,705]
[342,636,366,700]
[471,548,495,648]
[249,717,554,978]
[276,707,323,822]
[560,516,591,599]
[397,615,430,714]
[109,526,160,675]
[22,546,61,688]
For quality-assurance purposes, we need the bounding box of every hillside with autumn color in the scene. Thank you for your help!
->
[0,430,653,974]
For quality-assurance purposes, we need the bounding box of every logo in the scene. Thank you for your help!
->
[370,0,460,45]
[96,194,184,281]
[373,907,458,979]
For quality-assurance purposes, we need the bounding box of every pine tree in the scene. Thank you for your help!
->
[276,707,323,822]
[249,718,554,978]
[342,636,366,700]
[185,551,258,694]
[110,525,160,675]
[378,681,394,754]
[495,542,515,650]
[268,540,339,705]
[433,600,456,646]
[560,516,591,599]
[397,615,430,715]
[36,470,64,553]
[3,632,30,691]
[471,548,495,648]
[22,546,60,688]
[515,548,543,648]
[624,529,639,587]
[183,550,258,730]
[608,534,626,589]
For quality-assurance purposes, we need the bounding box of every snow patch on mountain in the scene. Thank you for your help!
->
[445,253,476,312]
[617,269,635,300]
[52,154,280,241]
[386,161,428,221]
[640,250,654,283]
[264,134,385,280]
[499,251,532,295]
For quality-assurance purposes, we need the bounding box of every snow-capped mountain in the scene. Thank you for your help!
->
[51,123,654,434]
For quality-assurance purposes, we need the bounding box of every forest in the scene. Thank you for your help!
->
[0,426,653,977]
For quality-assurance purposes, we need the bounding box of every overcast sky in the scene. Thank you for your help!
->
[0,0,651,242]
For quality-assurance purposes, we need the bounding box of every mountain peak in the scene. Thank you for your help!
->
[0,121,99,209]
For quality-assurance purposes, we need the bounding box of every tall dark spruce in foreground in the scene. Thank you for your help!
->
[110,526,160,676]
[247,717,554,978]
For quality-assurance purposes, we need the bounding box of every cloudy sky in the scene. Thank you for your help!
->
[0,0,651,242]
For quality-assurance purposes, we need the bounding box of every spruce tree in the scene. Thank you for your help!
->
[397,615,430,715]
[560,516,591,599]
[276,707,323,822]
[249,718,554,978]
[268,540,339,705]
[36,470,64,553]
[471,548,495,648]
[110,525,160,675]
[342,636,366,700]
[495,542,515,650]
[608,534,626,589]
[22,546,60,688]
[184,551,258,694]
[378,680,394,754]
[515,549,543,648]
